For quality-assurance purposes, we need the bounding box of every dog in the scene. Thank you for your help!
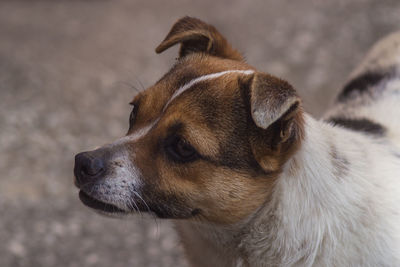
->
[74,17,400,266]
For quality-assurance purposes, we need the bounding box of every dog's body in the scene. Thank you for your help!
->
[178,118,400,267]
[74,17,400,266]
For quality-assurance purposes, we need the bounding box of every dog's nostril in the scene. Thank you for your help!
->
[82,158,105,176]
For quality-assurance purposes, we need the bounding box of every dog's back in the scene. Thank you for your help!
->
[241,32,400,266]
[324,32,400,149]
[311,32,400,266]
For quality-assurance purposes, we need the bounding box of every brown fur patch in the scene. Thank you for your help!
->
[156,16,243,61]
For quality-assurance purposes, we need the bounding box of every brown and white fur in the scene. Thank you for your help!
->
[74,17,400,266]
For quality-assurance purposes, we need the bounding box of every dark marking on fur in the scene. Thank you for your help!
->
[138,185,195,219]
[330,144,350,180]
[191,208,201,216]
[327,117,386,135]
[337,71,392,101]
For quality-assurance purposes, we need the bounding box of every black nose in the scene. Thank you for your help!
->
[74,151,106,187]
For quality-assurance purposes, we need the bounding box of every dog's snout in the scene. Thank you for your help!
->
[74,151,106,187]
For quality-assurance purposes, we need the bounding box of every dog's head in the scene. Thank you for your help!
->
[74,17,304,224]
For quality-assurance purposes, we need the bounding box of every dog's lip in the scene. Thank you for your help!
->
[78,190,126,213]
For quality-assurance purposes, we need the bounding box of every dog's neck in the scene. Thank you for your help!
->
[238,114,365,266]
[177,114,396,267]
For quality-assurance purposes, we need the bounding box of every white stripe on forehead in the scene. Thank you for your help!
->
[110,122,157,146]
[113,69,255,146]
[163,69,255,111]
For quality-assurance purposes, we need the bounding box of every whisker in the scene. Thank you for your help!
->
[128,71,147,92]
[113,80,142,94]
[136,78,146,91]
[133,191,159,232]
[133,191,151,213]
[128,197,143,219]
[130,194,144,219]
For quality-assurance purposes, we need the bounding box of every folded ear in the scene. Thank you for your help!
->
[243,72,304,173]
[248,72,302,144]
[155,16,243,61]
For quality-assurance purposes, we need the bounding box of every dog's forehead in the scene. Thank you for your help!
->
[131,56,255,126]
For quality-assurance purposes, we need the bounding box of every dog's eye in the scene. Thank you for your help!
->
[129,104,138,129]
[166,136,198,162]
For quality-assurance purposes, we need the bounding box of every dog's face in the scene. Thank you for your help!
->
[74,17,304,224]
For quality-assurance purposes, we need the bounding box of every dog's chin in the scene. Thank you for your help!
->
[79,190,129,218]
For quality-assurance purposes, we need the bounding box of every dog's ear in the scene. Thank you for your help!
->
[243,72,304,172]
[249,73,301,134]
[155,16,243,61]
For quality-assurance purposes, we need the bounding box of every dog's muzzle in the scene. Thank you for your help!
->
[73,148,127,213]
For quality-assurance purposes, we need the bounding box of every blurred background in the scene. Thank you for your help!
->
[1,0,400,266]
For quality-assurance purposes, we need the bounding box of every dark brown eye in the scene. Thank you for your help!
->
[165,136,198,162]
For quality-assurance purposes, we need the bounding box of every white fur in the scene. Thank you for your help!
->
[84,148,143,213]
[89,124,158,212]
[177,114,400,267]
[164,69,254,111]
[111,122,158,145]
[248,116,400,266]
[176,32,400,266]
[324,31,400,148]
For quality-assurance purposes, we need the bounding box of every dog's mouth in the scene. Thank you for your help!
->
[79,190,126,213]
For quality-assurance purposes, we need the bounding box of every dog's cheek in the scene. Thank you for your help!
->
[193,169,275,224]
[133,140,272,222]
[131,147,199,218]
[156,165,272,223]
[140,184,196,219]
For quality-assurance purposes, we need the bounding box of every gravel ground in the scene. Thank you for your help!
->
[1,0,400,266]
